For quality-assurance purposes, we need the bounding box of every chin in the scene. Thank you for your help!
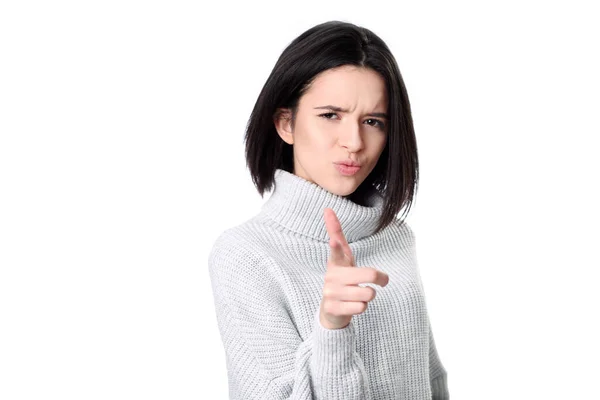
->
[325,181,358,197]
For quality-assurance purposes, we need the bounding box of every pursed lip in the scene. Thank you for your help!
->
[334,160,362,167]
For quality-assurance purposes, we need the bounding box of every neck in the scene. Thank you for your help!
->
[259,169,385,243]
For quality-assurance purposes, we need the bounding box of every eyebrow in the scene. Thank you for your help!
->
[314,105,389,119]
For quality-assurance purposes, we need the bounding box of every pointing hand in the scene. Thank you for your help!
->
[319,208,389,330]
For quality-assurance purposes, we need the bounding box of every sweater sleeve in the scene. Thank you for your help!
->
[405,222,450,399]
[207,235,372,400]
[428,319,449,400]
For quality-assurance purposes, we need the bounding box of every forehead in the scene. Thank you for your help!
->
[301,66,388,109]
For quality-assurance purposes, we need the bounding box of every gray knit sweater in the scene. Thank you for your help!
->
[208,168,449,399]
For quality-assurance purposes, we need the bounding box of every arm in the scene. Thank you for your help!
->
[405,222,449,399]
[428,319,449,400]
[207,235,372,400]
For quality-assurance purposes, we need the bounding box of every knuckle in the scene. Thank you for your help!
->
[326,302,340,316]
[341,302,353,316]
[368,268,379,282]
[324,271,335,284]
[367,287,376,301]
[323,286,335,299]
[357,302,368,313]
[323,301,334,315]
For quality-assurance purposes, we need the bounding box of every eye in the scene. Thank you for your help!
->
[318,112,338,120]
[365,118,386,130]
[318,113,386,130]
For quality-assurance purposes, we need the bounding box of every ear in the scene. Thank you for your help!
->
[273,108,294,145]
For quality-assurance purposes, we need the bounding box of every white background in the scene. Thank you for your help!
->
[1,1,599,399]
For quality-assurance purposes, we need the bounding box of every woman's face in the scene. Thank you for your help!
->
[274,65,388,197]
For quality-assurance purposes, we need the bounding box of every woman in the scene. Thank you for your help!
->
[208,20,449,399]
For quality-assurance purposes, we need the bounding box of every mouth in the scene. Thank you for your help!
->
[334,163,361,176]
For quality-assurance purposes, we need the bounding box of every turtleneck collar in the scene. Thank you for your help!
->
[259,168,385,243]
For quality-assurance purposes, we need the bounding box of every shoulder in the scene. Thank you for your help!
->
[208,225,263,267]
[209,210,290,260]
[386,217,416,249]
[207,223,286,302]
[207,217,278,279]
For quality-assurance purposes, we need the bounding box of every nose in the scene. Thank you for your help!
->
[338,122,364,153]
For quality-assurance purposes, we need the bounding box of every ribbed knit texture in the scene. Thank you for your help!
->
[208,168,449,399]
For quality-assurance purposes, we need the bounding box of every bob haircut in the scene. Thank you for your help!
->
[245,20,419,235]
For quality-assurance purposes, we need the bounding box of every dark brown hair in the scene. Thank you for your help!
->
[245,20,419,234]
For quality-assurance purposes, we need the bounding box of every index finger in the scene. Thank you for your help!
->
[324,208,354,265]
[324,208,348,244]
[328,238,352,266]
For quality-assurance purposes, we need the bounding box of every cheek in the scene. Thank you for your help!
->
[366,134,387,152]
[297,125,334,149]
[378,136,388,151]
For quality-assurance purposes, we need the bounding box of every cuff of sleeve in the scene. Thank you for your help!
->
[431,373,449,400]
[310,308,357,376]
